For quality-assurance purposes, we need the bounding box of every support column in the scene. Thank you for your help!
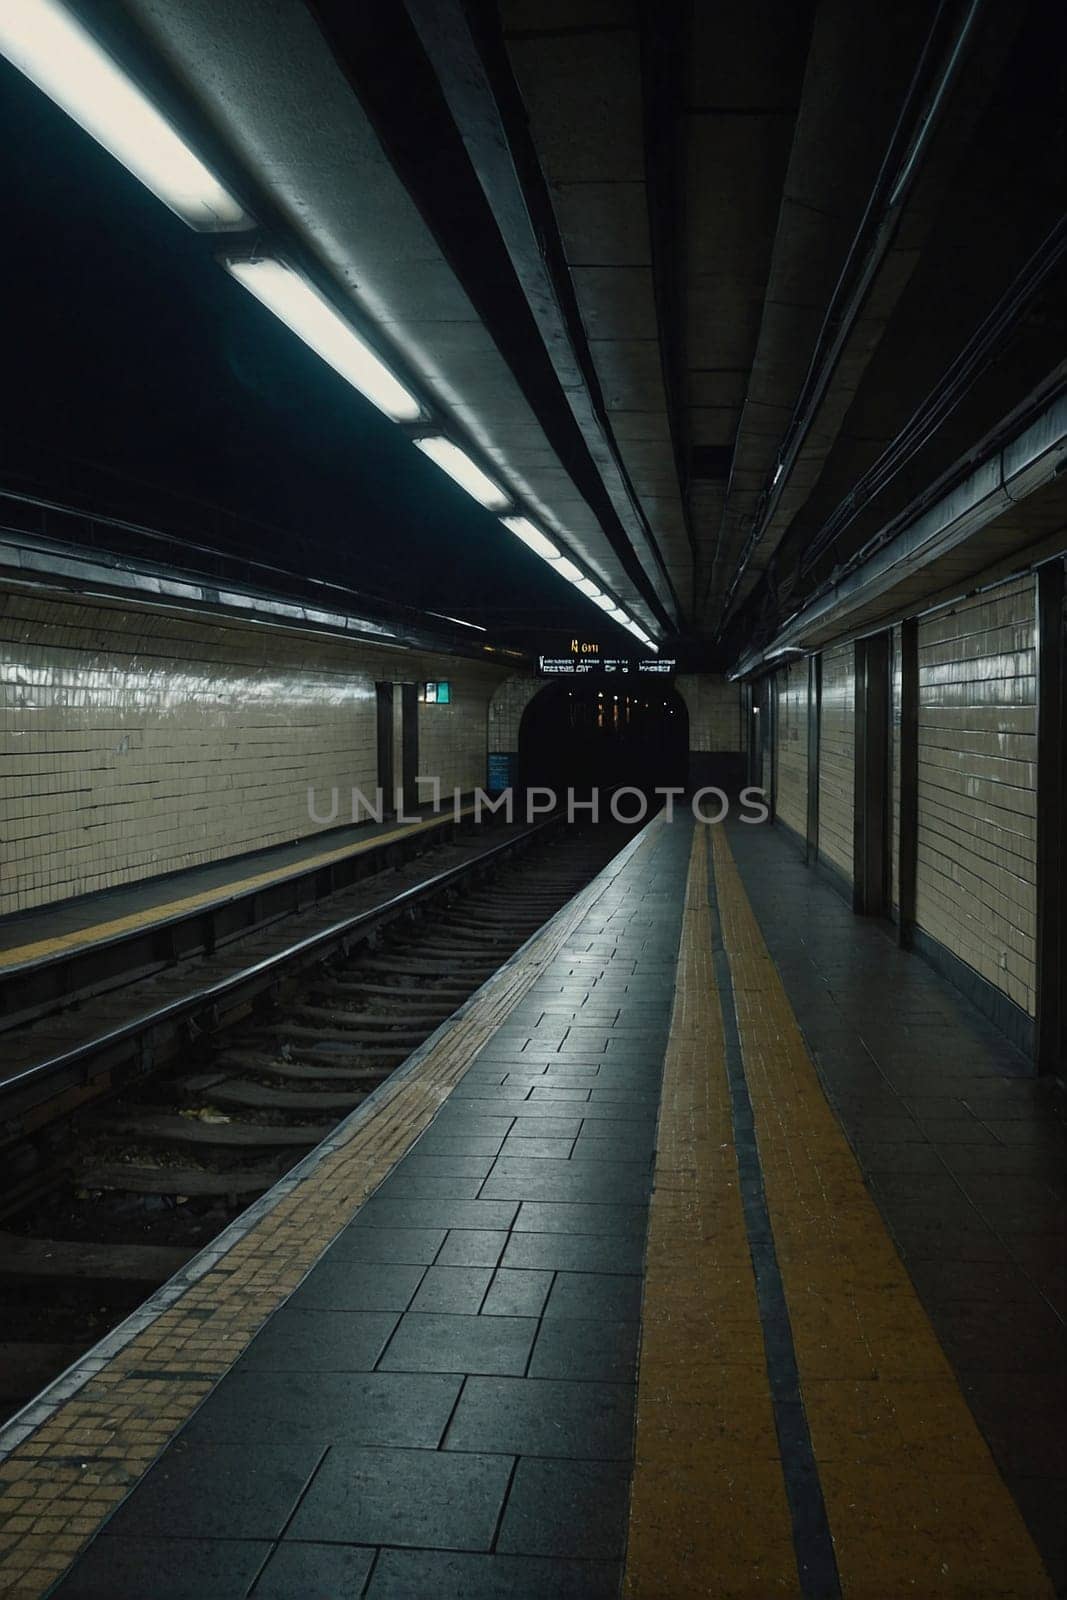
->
[806,654,821,865]
[896,620,919,947]
[1036,558,1066,1073]
[853,633,891,916]
[375,681,395,818]
[401,681,420,816]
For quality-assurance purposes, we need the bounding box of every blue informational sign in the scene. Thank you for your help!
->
[487,752,517,794]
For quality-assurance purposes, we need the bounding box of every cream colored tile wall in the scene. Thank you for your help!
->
[0,588,506,915]
[675,675,742,752]
[890,624,902,912]
[775,662,808,838]
[916,576,1037,1016]
[418,676,495,802]
[488,675,543,753]
[818,642,855,881]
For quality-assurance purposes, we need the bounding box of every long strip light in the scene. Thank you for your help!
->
[499,515,658,649]
[0,0,251,231]
[0,4,660,649]
[413,436,509,511]
[224,257,422,423]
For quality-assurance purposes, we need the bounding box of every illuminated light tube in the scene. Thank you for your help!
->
[591,593,619,613]
[572,577,602,599]
[501,516,560,561]
[224,257,422,423]
[414,436,509,511]
[613,611,634,629]
[0,0,251,231]
[550,556,584,584]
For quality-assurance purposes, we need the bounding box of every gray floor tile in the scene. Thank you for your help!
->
[507,1117,584,1139]
[287,1260,425,1313]
[392,1153,496,1179]
[528,1318,640,1381]
[502,1232,645,1275]
[51,1537,270,1599]
[355,1197,520,1231]
[436,1229,509,1268]
[251,1541,376,1598]
[481,1268,554,1318]
[444,1376,634,1459]
[329,1227,446,1264]
[481,1162,649,1204]
[379,1312,538,1375]
[286,1445,512,1550]
[410,1265,493,1313]
[365,1549,621,1598]
[236,1309,399,1372]
[497,1458,630,1558]
[181,1370,461,1448]
[411,1134,506,1158]
[428,1115,517,1139]
[370,1172,486,1201]
[513,1202,647,1237]
[498,1136,576,1159]
[527,1086,591,1101]
[104,1438,322,1539]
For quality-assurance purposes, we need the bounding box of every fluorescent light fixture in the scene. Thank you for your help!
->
[501,516,560,561]
[573,577,602,599]
[0,0,251,231]
[428,610,488,633]
[614,611,633,628]
[224,257,421,422]
[550,556,583,584]
[414,436,509,511]
[592,594,619,613]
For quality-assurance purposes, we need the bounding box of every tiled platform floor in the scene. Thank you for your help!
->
[47,819,691,1598]
[7,811,1063,1598]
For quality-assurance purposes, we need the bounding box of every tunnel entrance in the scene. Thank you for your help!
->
[518,681,689,795]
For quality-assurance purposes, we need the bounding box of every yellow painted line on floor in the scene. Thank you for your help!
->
[0,806,478,972]
[625,822,800,1598]
[0,818,664,1600]
[711,828,1054,1600]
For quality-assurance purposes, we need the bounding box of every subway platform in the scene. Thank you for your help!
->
[0,812,1062,1599]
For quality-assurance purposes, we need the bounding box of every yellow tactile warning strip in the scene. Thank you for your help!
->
[710,827,1054,1599]
[0,806,478,972]
[0,819,663,1600]
[625,822,801,1597]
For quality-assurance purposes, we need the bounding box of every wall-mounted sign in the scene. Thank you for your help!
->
[487,752,517,793]
[421,681,451,703]
[538,656,676,677]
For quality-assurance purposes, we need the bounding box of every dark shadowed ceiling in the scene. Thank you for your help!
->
[2,0,1063,665]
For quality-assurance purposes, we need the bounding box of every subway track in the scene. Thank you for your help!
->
[0,816,639,1424]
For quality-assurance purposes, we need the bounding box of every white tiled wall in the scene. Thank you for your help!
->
[915,577,1037,1016]
[0,588,506,915]
[774,662,808,839]
[818,642,855,882]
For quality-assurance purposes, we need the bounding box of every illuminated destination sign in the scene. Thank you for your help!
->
[538,655,676,677]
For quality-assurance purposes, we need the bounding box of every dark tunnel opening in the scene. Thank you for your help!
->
[517,680,689,796]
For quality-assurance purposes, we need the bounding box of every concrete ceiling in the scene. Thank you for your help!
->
[95,0,1065,662]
